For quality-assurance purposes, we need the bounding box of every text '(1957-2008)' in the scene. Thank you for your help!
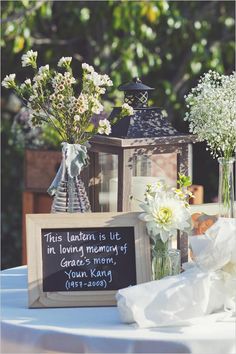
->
[41,227,137,292]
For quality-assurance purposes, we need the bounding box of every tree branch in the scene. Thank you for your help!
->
[31,36,79,46]
[1,1,47,24]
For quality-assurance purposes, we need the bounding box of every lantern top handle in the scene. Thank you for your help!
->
[118,77,155,91]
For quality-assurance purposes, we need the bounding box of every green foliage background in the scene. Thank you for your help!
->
[1,0,235,269]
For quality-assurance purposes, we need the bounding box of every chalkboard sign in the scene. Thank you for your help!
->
[26,212,151,308]
[42,227,137,292]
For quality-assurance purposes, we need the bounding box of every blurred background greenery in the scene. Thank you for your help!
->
[1,0,235,269]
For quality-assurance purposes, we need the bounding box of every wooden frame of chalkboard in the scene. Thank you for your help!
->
[26,212,152,308]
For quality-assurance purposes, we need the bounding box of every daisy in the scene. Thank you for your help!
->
[139,194,191,243]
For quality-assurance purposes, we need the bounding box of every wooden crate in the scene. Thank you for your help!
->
[24,149,62,191]
[22,149,90,264]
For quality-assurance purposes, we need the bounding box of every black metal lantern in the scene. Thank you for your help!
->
[120,77,153,108]
[110,77,180,138]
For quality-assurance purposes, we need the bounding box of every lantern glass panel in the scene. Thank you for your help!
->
[96,152,118,212]
[130,152,177,211]
[103,151,177,212]
[130,152,178,249]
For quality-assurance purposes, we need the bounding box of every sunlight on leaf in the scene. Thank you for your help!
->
[13,36,25,53]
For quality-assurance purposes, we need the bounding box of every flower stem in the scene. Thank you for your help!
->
[218,156,235,218]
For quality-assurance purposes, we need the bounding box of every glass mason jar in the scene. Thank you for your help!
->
[218,157,235,218]
[48,142,91,213]
[151,238,181,280]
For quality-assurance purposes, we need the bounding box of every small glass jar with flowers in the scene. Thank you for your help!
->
[139,174,192,280]
[2,50,133,212]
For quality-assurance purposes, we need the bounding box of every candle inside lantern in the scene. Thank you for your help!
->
[108,176,174,212]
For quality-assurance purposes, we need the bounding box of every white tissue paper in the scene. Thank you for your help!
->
[116,218,236,328]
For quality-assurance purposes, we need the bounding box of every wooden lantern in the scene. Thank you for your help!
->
[88,78,197,262]
[88,78,197,213]
[88,134,197,264]
[89,134,197,213]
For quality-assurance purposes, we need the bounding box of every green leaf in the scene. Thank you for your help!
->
[21,0,30,8]
[85,123,95,133]
[23,27,30,39]
[5,24,15,35]
[40,3,52,18]
[13,36,25,53]
[177,173,192,188]
[0,39,6,47]
[80,8,90,22]
[146,5,160,23]
[190,62,202,74]
[136,43,143,58]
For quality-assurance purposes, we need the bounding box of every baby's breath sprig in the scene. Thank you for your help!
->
[184,70,236,160]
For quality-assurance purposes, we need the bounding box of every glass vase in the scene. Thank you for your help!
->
[218,157,235,218]
[48,142,91,213]
[152,238,181,280]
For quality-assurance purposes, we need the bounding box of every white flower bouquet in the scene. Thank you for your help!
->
[2,50,133,145]
[2,50,134,213]
[184,71,236,217]
[139,174,192,279]
[184,70,236,159]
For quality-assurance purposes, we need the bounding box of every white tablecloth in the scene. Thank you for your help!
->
[1,266,235,353]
